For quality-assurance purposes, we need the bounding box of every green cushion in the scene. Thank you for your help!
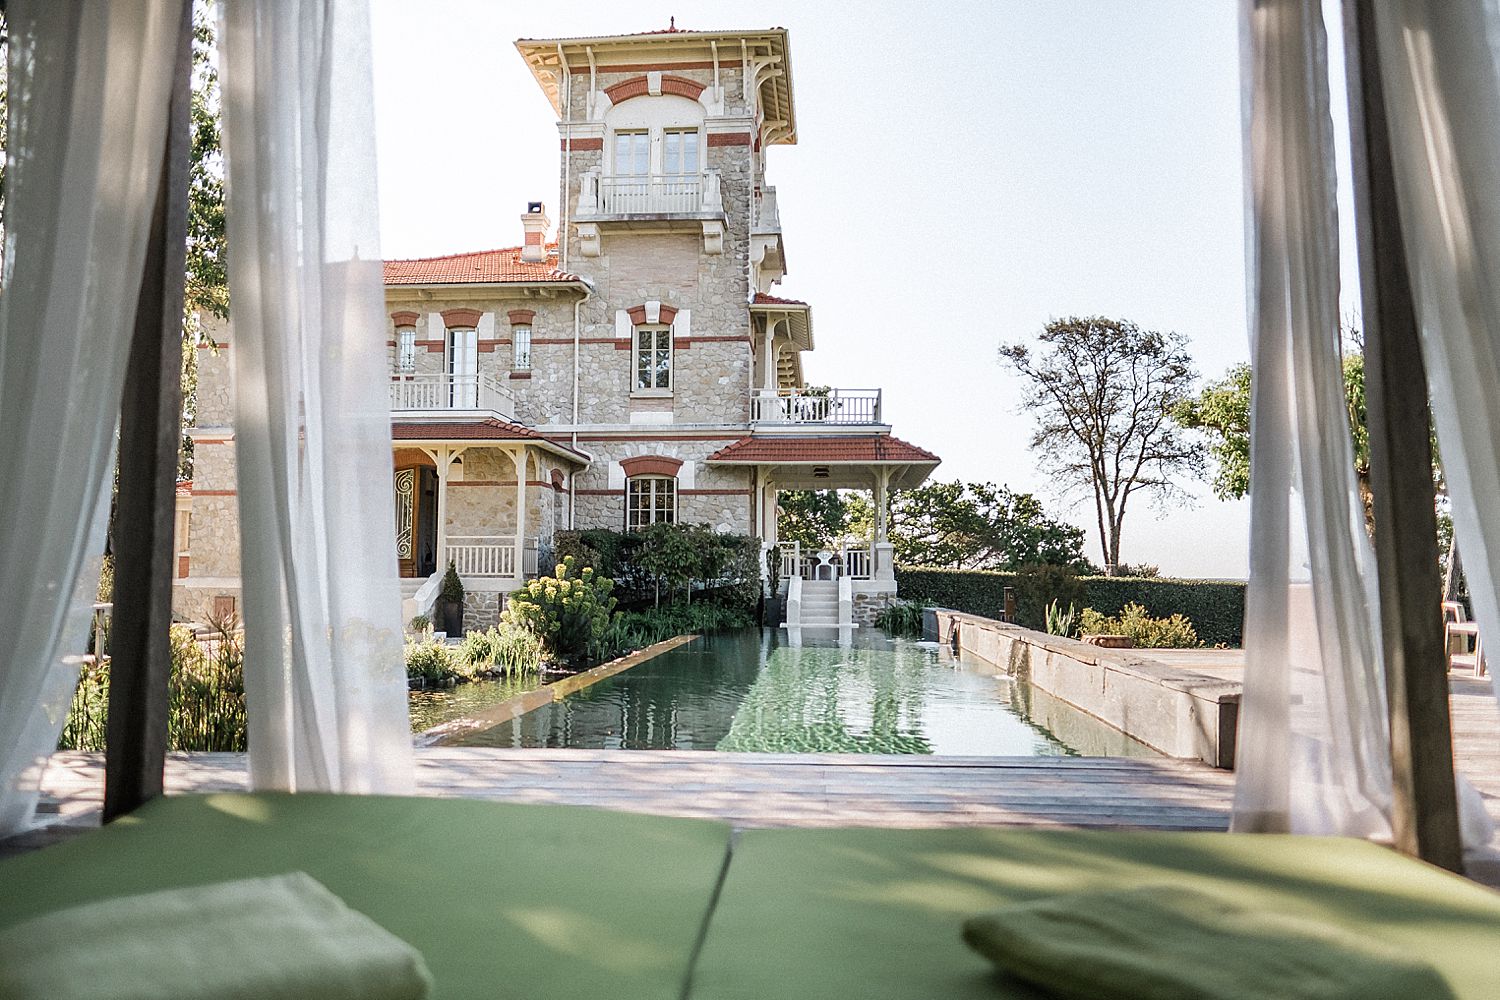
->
[691,827,1500,1000]
[0,793,730,1000]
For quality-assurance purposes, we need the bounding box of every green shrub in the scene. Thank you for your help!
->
[553,525,761,613]
[895,567,1245,646]
[61,622,247,752]
[504,556,619,667]
[592,601,757,661]
[440,563,464,603]
[1045,599,1078,638]
[460,624,543,676]
[404,637,460,683]
[407,613,431,634]
[874,600,926,638]
[1080,602,1200,648]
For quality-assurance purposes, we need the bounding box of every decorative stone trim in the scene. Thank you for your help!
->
[507,309,536,325]
[625,303,677,325]
[390,310,420,327]
[604,73,704,104]
[440,308,483,329]
[620,455,684,479]
[550,469,566,491]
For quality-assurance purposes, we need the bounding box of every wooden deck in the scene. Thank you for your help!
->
[7,675,1498,889]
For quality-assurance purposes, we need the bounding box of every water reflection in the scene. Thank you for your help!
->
[456,629,1139,757]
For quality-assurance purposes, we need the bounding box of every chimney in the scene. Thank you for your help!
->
[521,201,550,263]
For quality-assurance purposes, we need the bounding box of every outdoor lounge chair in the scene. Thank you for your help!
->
[1445,602,1488,677]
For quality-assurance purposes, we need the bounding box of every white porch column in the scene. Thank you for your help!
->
[431,446,452,573]
[763,321,777,391]
[511,446,528,579]
[873,467,895,584]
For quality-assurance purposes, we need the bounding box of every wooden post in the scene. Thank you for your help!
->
[1341,0,1464,872]
[104,1,193,824]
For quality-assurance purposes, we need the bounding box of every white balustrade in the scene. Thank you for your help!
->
[778,541,801,580]
[840,545,873,581]
[447,537,517,578]
[751,388,883,425]
[388,373,514,417]
[592,171,720,215]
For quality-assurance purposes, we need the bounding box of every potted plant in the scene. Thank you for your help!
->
[437,562,464,637]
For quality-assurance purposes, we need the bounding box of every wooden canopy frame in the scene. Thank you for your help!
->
[93,1,1465,870]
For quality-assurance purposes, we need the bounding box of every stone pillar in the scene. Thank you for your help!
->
[511,447,528,580]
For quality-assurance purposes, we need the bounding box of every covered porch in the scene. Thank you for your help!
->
[707,434,940,624]
[392,421,590,621]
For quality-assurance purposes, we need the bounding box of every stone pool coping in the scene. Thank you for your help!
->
[927,610,1241,769]
[416,634,699,747]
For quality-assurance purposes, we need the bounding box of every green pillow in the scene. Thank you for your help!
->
[962,885,1453,1000]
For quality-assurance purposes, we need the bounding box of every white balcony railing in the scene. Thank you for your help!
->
[777,540,873,581]
[752,388,883,425]
[389,373,514,416]
[577,168,725,217]
[447,536,517,578]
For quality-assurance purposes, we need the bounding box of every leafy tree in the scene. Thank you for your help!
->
[776,489,853,550]
[848,480,1093,572]
[1000,316,1202,574]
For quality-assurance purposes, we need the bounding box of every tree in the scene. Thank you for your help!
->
[776,490,853,550]
[1173,335,1432,535]
[848,480,1093,572]
[1000,316,1202,574]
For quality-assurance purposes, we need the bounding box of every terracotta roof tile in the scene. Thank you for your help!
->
[176,479,193,496]
[706,435,940,465]
[391,419,587,461]
[383,245,581,286]
[751,292,808,307]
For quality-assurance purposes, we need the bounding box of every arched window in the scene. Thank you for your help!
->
[627,476,676,530]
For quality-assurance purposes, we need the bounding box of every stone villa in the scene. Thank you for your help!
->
[175,25,940,628]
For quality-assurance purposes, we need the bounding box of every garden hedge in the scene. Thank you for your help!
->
[894,567,1246,647]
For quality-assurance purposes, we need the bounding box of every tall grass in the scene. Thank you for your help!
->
[60,621,247,752]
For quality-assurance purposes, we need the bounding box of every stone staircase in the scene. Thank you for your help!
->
[798,579,841,627]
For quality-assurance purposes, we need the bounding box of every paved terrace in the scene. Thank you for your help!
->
[7,671,1497,888]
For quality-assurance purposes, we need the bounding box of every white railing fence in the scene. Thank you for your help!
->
[388,373,513,414]
[778,540,874,581]
[578,167,724,217]
[778,541,801,580]
[447,537,517,578]
[840,544,873,581]
[751,388,883,425]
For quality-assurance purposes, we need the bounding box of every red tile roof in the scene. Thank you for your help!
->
[706,435,940,465]
[383,245,581,286]
[751,292,808,307]
[391,420,587,461]
[176,479,193,497]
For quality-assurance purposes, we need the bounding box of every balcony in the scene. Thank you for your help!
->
[389,373,515,421]
[751,388,884,427]
[574,168,727,256]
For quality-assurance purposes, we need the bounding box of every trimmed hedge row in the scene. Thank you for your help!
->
[894,567,1246,647]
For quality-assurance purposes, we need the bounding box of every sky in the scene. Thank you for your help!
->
[368,1,1361,580]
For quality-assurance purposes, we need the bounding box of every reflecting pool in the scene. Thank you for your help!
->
[453,628,1157,757]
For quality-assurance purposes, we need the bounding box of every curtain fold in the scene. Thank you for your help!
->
[1232,0,1395,839]
[1373,5,1500,726]
[0,1,184,837]
[218,0,413,794]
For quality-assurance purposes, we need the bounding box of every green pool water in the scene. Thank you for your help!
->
[452,628,1158,757]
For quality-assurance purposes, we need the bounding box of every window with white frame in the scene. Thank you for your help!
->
[634,325,671,390]
[613,129,649,176]
[396,326,416,372]
[627,476,676,529]
[448,326,478,407]
[663,128,699,176]
[512,325,532,371]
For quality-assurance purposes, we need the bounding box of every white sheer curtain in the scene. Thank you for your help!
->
[0,1,183,837]
[1373,4,1500,724]
[1232,0,1395,838]
[1234,0,1494,851]
[218,0,414,794]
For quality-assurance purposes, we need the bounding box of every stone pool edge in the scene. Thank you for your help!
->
[415,634,700,747]
[927,610,1241,769]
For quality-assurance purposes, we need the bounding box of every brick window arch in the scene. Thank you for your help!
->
[620,455,683,479]
[604,74,706,105]
[626,303,678,326]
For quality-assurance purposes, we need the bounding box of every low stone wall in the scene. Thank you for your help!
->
[927,610,1240,769]
[463,591,503,631]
